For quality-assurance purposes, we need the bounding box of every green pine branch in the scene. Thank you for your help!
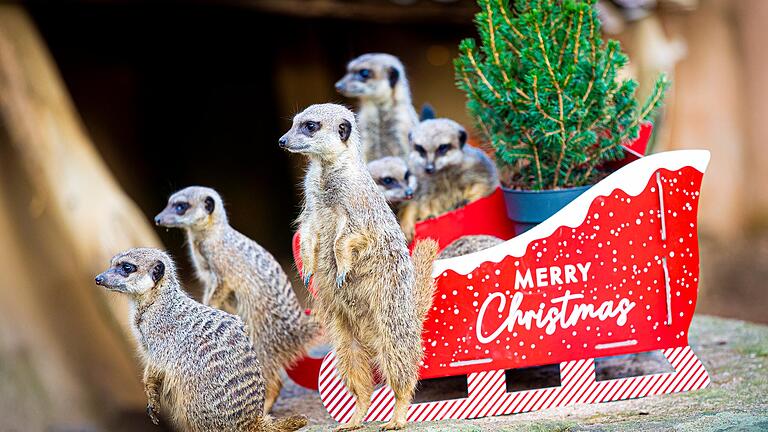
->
[454,0,669,190]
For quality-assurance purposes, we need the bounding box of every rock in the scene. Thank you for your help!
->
[271,315,768,431]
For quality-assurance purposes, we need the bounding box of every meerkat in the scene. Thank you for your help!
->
[279,103,439,431]
[94,248,308,432]
[399,118,500,241]
[438,235,505,259]
[335,53,419,162]
[366,156,417,207]
[155,187,321,413]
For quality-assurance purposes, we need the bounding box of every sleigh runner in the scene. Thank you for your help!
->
[289,144,711,422]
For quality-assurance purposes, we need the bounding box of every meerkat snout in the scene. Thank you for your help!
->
[409,118,468,176]
[155,186,222,230]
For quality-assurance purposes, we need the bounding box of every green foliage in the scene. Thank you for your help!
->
[454,0,668,190]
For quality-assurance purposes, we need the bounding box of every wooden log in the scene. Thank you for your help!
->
[0,4,160,425]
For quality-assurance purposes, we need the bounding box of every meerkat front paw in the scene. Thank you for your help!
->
[146,403,160,425]
[336,271,347,288]
[302,269,313,287]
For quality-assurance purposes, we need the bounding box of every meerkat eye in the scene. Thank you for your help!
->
[120,262,137,275]
[437,144,452,155]
[404,170,411,180]
[302,121,320,135]
[414,145,426,157]
[382,177,395,185]
[173,202,190,215]
[358,69,371,80]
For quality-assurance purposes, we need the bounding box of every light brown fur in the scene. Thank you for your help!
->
[438,235,505,259]
[155,188,321,413]
[336,53,419,162]
[94,248,307,432]
[400,118,500,241]
[279,103,438,430]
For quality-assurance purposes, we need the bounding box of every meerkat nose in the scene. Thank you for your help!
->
[154,216,162,225]
[278,137,288,148]
[425,164,435,174]
[405,187,414,199]
[335,81,345,91]
[95,275,105,285]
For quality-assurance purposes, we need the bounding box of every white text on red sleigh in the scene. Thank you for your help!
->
[476,262,637,344]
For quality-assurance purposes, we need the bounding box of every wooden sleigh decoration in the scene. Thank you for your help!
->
[287,127,711,423]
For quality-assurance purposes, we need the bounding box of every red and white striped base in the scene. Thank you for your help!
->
[318,346,710,423]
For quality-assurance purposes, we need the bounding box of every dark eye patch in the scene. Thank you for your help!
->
[357,69,371,80]
[119,262,137,276]
[173,201,190,215]
[300,121,321,136]
[414,145,426,156]
[404,170,411,180]
[378,176,398,189]
[437,143,452,155]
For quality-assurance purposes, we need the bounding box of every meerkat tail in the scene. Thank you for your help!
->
[411,238,439,321]
[288,313,323,364]
[251,414,308,432]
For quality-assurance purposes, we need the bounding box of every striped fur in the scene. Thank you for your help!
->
[96,248,307,432]
[157,187,322,412]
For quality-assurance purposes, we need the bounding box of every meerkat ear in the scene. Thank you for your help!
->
[458,129,468,148]
[204,196,215,214]
[387,66,400,88]
[151,261,165,284]
[339,119,352,142]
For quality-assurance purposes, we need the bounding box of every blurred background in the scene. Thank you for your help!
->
[0,0,765,430]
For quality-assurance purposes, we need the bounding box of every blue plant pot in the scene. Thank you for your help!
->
[502,185,592,235]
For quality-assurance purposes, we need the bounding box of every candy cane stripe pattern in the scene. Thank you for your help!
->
[318,346,709,422]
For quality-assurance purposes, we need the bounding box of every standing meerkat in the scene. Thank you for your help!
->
[366,156,417,207]
[94,248,308,432]
[335,53,419,162]
[279,103,438,430]
[399,118,500,240]
[155,187,321,413]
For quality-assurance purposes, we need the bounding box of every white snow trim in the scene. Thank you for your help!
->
[432,150,710,276]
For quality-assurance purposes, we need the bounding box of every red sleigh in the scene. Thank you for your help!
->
[286,125,711,422]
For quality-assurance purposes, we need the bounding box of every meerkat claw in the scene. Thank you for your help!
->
[146,404,160,425]
[334,422,363,431]
[336,272,346,288]
[380,420,406,430]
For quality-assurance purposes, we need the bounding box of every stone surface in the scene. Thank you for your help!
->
[271,315,768,431]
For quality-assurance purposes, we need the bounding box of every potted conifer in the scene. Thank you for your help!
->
[454,0,667,234]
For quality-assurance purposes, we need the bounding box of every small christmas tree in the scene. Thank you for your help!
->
[454,0,668,190]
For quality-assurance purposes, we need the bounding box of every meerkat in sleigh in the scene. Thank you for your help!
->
[289,138,711,424]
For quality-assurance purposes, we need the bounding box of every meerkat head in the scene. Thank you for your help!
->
[335,53,409,103]
[95,247,175,296]
[278,103,360,162]
[367,156,417,204]
[409,118,468,175]
[154,186,227,231]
